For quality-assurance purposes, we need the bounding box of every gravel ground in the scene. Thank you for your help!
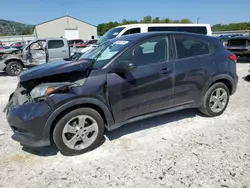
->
[0,62,250,188]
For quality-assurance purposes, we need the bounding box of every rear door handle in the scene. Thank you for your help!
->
[160,68,172,74]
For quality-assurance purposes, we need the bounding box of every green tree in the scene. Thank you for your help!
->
[141,16,152,23]
[181,19,192,23]
[212,22,250,31]
[162,18,172,23]
[172,20,180,23]
[153,17,160,23]
[122,19,128,24]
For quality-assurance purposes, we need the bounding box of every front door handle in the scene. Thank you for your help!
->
[160,68,172,74]
[61,50,66,52]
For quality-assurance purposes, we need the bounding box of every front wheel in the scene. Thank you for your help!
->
[199,82,230,117]
[5,61,23,76]
[53,108,104,156]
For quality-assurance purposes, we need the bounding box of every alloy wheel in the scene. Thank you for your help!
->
[62,115,99,150]
[10,63,21,75]
[209,88,228,113]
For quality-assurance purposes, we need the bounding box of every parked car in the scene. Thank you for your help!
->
[81,39,98,47]
[0,37,72,76]
[4,32,238,155]
[68,39,85,47]
[0,46,11,50]
[226,36,250,58]
[80,23,212,55]
[68,39,98,48]
[10,41,26,49]
[63,52,84,61]
[218,36,231,47]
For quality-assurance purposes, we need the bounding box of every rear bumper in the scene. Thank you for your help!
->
[231,77,239,95]
[231,76,238,95]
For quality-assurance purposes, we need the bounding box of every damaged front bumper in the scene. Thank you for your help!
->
[5,89,52,148]
[0,49,23,71]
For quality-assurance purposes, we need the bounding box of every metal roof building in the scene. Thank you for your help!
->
[33,15,97,40]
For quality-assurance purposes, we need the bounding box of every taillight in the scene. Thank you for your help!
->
[229,54,237,63]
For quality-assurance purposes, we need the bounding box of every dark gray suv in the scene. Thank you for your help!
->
[4,32,238,155]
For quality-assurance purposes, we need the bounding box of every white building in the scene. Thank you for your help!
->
[33,15,97,40]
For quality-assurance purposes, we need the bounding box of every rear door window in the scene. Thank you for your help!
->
[148,26,207,35]
[195,27,207,35]
[48,40,64,49]
[148,27,177,32]
[174,35,210,59]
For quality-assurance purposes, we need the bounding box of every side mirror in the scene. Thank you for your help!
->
[113,60,136,73]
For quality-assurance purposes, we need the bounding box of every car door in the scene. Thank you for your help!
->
[26,40,47,65]
[172,34,213,106]
[47,39,69,60]
[107,35,175,123]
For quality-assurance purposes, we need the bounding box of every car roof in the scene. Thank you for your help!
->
[34,37,68,41]
[110,32,213,42]
[115,23,211,28]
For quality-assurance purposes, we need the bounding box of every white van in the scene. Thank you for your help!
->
[97,23,211,44]
[80,23,212,53]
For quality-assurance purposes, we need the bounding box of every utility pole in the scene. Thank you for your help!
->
[197,17,200,24]
[66,12,69,28]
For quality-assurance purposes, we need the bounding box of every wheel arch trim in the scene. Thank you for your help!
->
[202,74,235,97]
[43,98,115,140]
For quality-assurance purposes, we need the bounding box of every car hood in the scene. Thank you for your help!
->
[0,48,21,54]
[19,59,93,82]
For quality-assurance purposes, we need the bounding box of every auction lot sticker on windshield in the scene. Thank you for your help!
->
[114,41,129,45]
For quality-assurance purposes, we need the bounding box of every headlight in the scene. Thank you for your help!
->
[30,83,69,99]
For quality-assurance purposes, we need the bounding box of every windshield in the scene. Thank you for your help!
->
[79,39,132,69]
[96,27,125,45]
[228,39,249,46]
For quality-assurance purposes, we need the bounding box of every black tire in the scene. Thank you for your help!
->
[199,82,230,117]
[53,108,104,156]
[5,61,23,76]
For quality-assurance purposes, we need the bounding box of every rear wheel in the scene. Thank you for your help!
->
[199,82,230,117]
[53,108,104,156]
[5,61,23,76]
